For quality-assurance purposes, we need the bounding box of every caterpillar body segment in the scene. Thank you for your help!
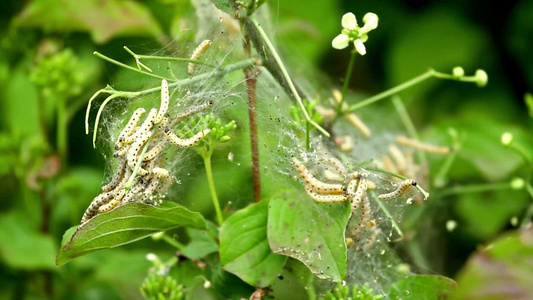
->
[188,40,212,74]
[127,131,152,171]
[81,191,114,223]
[293,158,346,195]
[102,158,127,192]
[395,136,451,155]
[174,101,214,124]
[115,108,146,149]
[143,142,165,162]
[155,80,169,124]
[378,179,417,200]
[305,187,348,203]
[97,188,126,213]
[164,128,211,148]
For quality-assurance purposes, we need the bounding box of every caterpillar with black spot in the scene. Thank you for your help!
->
[188,40,212,74]
[378,179,417,200]
[292,158,346,195]
[165,128,211,148]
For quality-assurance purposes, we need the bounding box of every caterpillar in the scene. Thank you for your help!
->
[143,142,165,162]
[346,113,371,138]
[126,131,152,176]
[97,188,126,213]
[319,155,347,178]
[395,136,451,155]
[305,187,348,203]
[101,158,127,192]
[348,176,367,212]
[188,40,212,74]
[378,179,417,200]
[115,108,145,149]
[81,191,114,223]
[351,194,372,239]
[154,79,169,124]
[293,158,346,195]
[164,128,211,148]
[173,101,214,124]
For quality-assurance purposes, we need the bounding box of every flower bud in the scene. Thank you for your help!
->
[475,69,488,87]
[452,67,464,78]
[501,132,513,146]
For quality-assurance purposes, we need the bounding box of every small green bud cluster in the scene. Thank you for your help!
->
[319,282,383,300]
[289,99,323,127]
[140,273,184,300]
[30,48,83,99]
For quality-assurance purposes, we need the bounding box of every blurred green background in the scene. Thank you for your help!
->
[0,0,532,299]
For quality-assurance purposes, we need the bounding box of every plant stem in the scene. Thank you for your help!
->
[436,182,512,198]
[337,49,357,115]
[369,191,403,238]
[391,95,427,165]
[347,70,435,113]
[243,37,262,202]
[56,98,68,163]
[124,46,215,67]
[521,181,533,228]
[125,138,151,191]
[203,154,224,226]
[162,233,185,249]
[93,51,172,81]
[249,16,330,138]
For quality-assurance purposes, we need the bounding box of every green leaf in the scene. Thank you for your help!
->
[15,0,163,43]
[211,262,255,299]
[389,275,456,299]
[451,228,533,299]
[181,228,219,260]
[220,199,287,287]
[210,0,234,15]
[0,213,57,270]
[56,202,206,267]
[267,193,352,282]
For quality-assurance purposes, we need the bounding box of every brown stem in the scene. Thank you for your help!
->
[243,36,261,203]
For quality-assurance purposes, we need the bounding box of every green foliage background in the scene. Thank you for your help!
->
[0,0,532,299]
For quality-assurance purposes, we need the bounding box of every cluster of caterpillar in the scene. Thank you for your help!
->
[81,79,213,223]
[293,156,420,250]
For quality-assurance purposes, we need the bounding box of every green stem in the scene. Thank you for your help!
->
[521,182,533,228]
[337,49,357,115]
[162,233,185,249]
[203,154,223,226]
[125,137,151,191]
[391,95,427,165]
[369,191,403,238]
[93,51,172,81]
[57,98,68,163]
[433,148,458,188]
[123,46,215,67]
[347,69,436,112]
[306,121,310,150]
[249,16,330,138]
[510,143,533,165]
[436,182,512,198]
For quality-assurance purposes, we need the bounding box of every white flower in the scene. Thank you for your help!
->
[332,12,379,55]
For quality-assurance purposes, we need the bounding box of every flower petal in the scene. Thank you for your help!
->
[332,34,350,49]
[354,39,366,55]
[342,13,358,30]
[360,12,379,34]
